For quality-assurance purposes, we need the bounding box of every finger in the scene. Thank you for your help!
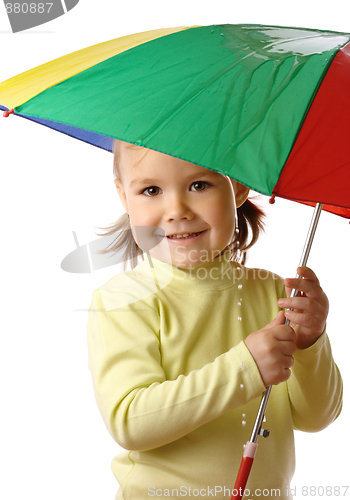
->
[283,355,295,369]
[284,267,320,294]
[280,367,292,383]
[279,340,297,357]
[297,266,320,284]
[270,359,294,385]
[284,309,323,330]
[284,282,307,299]
[272,325,296,342]
[284,277,316,295]
[284,278,325,303]
[278,296,321,315]
[264,310,286,328]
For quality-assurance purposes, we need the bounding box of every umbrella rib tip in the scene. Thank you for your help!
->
[3,109,14,118]
[269,193,276,204]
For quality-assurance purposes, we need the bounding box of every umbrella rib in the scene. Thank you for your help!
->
[233,60,304,147]
[139,58,247,143]
[210,66,247,165]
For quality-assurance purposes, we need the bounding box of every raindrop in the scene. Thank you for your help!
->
[238,284,243,290]
[263,416,267,422]
[238,317,242,321]
[238,301,242,306]
[242,420,246,426]
[242,413,246,418]
[243,444,246,449]
[240,384,244,389]
[240,362,244,366]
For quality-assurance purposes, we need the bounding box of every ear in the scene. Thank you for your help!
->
[114,178,129,214]
[234,182,250,208]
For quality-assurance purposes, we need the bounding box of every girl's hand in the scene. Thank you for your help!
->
[277,267,329,350]
[244,311,296,387]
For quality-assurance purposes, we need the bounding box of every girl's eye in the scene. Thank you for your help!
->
[191,181,210,192]
[143,186,161,196]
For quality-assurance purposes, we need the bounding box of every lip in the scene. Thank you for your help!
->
[165,230,207,245]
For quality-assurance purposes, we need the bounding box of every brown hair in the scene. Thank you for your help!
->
[94,140,266,269]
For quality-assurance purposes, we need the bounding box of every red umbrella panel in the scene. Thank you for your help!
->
[272,41,350,218]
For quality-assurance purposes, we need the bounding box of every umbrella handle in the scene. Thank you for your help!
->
[231,442,258,500]
[231,203,323,496]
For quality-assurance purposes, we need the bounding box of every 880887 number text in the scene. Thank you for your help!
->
[5,3,53,13]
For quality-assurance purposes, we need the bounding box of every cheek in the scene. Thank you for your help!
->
[211,191,235,224]
[216,213,235,243]
[128,198,159,227]
[210,192,236,240]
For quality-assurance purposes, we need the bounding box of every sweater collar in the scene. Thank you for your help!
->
[136,250,242,290]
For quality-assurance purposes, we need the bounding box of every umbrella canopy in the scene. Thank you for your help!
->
[1,24,350,217]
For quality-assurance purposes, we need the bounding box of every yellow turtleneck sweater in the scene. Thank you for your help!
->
[87,252,342,499]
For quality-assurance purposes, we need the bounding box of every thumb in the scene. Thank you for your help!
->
[264,310,286,329]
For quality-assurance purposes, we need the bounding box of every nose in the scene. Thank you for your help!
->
[164,193,194,222]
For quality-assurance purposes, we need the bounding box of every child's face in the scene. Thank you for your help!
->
[115,145,249,268]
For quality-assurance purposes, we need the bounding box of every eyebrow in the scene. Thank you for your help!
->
[130,178,158,186]
[130,170,218,186]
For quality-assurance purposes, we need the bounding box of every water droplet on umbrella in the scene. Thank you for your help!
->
[240,362,244,366]
[238,301,242,306]
[238,284,243,290]
[242,420,246,426]
[242,413,246,418]
[263,416,267,422]
[238,316,242,321]
[243,444,246,449]
[240,384,244,389]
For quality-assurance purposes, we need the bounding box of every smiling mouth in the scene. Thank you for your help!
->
[166,231,205,239]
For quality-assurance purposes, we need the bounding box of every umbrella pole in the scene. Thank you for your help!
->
[231,202,323,500]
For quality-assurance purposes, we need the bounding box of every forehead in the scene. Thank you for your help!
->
[118,142,148,169]
[118,143,220,180]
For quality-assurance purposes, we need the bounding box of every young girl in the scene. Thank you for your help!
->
[87,140,342,499]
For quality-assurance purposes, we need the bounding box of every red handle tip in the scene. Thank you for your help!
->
[231,455,255,499]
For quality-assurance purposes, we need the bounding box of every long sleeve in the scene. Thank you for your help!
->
[87,288,266,452]
[287,329,343,432]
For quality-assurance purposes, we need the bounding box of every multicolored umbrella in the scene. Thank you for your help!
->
[1,24,350,218]
[1,23,350,497]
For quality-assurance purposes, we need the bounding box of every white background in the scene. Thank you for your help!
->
[0,1,349,499]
